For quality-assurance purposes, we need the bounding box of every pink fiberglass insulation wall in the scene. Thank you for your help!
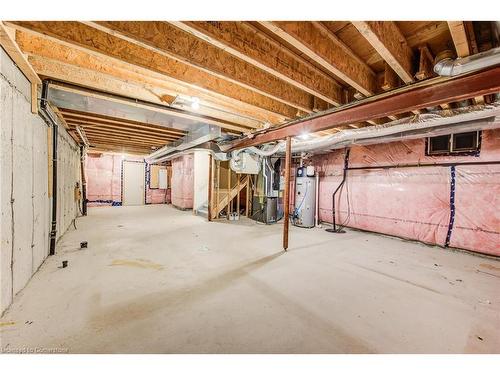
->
[310,128,500,256]
[171,154,194,209]
[85,153,170,206]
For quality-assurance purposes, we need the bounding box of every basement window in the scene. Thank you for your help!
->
[426,131,481,156]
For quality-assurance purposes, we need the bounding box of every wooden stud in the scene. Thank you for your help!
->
[31,83,38,114]
[207,154,213,222]
[283,136,292,251]
[245,176,249,217]
[237,173,241,218]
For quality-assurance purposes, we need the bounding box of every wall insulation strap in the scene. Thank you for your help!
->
[444,166,456,247]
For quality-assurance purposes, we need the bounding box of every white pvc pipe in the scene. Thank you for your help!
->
[237,102,500,156]
[315,173,319,227]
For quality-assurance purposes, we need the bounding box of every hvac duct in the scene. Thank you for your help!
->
[230,102,500,157]
[434,47,500,76]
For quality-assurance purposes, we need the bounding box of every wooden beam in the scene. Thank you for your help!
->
[0,23,41,85]
[258,21,377,96]
[448,21,471,58]
[85,21,320,113]
[9,21,301,120]
[353,21,414,84]
[171,21,344,106]
[283,136,291,251]
[227,67,500,150]
[0,23,41,113]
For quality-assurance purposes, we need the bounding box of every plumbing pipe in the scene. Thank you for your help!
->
[80,146,87,216]
[315,173,319,227]
[326,149,350,234]
[41,80,58,255]
[434,47,500,76]
[235,102,500,157]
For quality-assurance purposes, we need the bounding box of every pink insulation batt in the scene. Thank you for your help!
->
[310,128,500,257]
[170,154,194,209]
[85,153,170,206]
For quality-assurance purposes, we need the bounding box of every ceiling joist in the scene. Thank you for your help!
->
[258,21,377,97]
[9,21,301,121]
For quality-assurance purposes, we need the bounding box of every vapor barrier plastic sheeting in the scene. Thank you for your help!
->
[171,154,194,209]
[312,128,500,256]
[85,153,169,206]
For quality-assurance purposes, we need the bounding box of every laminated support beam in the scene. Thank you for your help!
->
[227,67,500,150]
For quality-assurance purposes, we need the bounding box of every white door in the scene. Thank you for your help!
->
[122,161,145,206]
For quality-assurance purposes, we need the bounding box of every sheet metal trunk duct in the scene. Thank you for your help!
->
[434,47,500,76]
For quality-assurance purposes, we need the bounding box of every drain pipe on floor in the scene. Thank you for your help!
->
[40,80,58,255]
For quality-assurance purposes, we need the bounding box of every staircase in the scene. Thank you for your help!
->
[211,174,250,220]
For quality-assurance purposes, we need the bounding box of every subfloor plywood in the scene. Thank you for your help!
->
[0,205,499,353]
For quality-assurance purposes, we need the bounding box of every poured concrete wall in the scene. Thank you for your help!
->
[1,48,80,314]
[57,121,81,241]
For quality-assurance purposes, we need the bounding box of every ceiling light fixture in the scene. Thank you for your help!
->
[191,97,200,110]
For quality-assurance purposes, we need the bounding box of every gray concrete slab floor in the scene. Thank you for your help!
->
[1,205,499,353]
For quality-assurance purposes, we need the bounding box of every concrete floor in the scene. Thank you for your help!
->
[1,205,499,354]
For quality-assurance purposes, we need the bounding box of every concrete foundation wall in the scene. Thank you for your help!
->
[0,48,80,315]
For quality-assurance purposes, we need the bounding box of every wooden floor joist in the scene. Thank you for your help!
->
[9,21,303,120]
[86,21,326,113]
